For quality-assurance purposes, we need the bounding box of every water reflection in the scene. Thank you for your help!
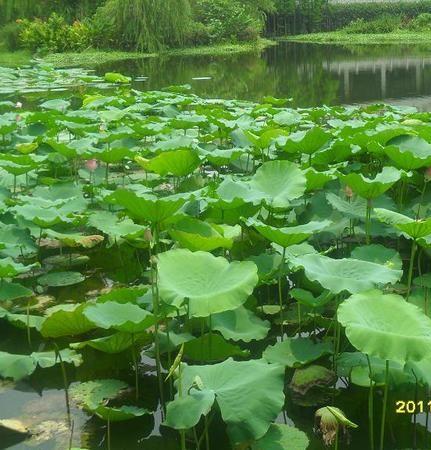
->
[98,42,431,110]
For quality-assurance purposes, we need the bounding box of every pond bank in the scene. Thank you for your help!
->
[1,39,275,68]
[281,31,431,45]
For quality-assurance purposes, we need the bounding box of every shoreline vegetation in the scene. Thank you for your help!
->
[0,39,275,68]
[281,31,431,45]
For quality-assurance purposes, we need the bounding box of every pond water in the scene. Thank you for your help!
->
[99,41,431,110]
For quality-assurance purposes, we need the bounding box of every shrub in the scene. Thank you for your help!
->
[18,13,91,53]
[408,12,431,30]
[344,14,403,34]
[191,0,263,44]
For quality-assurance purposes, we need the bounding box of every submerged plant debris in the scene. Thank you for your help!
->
[1,65,431,450]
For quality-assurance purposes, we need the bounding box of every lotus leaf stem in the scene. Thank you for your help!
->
[366,354,375,450]
[379,360,389,450]
[406,240,417,300]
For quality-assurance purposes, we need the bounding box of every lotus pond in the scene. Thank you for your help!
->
[2,63,431,450]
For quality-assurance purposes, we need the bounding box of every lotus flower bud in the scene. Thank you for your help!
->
[425,167,431,181]
[86,159,98,172]
[344,185,353,198]
[144,228,153,242]
[15,114,22,122]
[314,406,357,446]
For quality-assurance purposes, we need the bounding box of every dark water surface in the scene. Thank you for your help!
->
[99,41,431,110]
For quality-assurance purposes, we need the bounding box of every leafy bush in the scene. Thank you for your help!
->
[344,14,403,34]
[267,0,431,35]
[408,12,431,30]
[191,0,263,44]
[19,13,92,53]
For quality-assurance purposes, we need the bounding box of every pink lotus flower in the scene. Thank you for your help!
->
[15,114,22,122]
[344,185,353,198]
[86,159,98,172]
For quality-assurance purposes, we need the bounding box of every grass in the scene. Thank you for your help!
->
[281,31,431,45]
[0,50,32,66]
[1,39,275,69]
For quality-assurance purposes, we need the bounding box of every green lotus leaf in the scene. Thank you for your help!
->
[136,149,201,176]
[88,404,150,422]
[16,142,38,155]
[338,290,431,363]
[169,217,234,251]
[88,211,145,243]
[337,352,414,387]
[340,167,407,199]
[41,303,96,338]
[211,306,270,342]
[281,127,331,155]
[305,168,337,191]
[6,314,44,331]
[405,356,431,386]
[44,230,104,249]
[0,224,37,258]
[43,254,90,268]
[109,189,185,223]
[273,110,302,126]
[350,244,402,271]
[247,253,283,284]
[216,161,306,210]
[183,333,249,361]
[201,147,244,166]
[251,424,310,450]
[0,348,82,380]
[71,332,149,354]
[0,258,37,278]
[293,253,402,294]
[104,72,131,84]
[13,204,72,228]
[158,249,258,317]
[40,99,70,111]
[164,390,215,430]
[93,146,133,164]
[246,217,331,247]
[0,352,36,380]
[0,281,33,301]
[31,349,83,368]
[83,302,155,334]
[45,139,77,159]
[165,358,285,443]
[263,337,333,368]
[250,161,306,209]
[97,286,148,304]
[70,379,128,406]
[290,288,334,309]
[290,364,335,395]
[374,208,431,240]
[385,135,431,170]
[38,271,85,287]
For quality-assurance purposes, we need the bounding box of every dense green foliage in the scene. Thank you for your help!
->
[0,0,274,52]
[1,65,431,448]
[18,13,91,52]
[266,0,431,35]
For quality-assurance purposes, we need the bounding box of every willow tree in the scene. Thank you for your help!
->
[95,0,192,52]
